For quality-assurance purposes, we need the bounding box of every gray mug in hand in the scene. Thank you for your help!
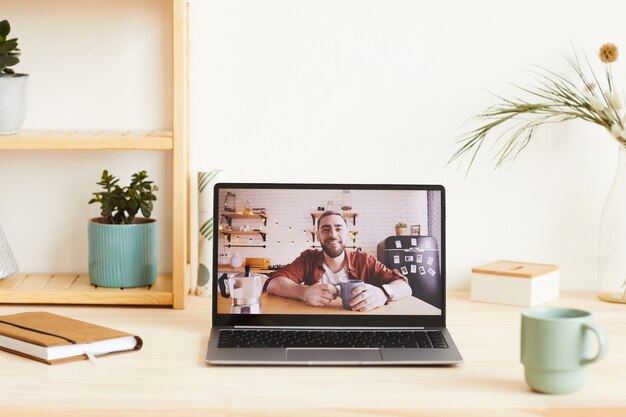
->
[336,279,365,310]
[520,307,608,394]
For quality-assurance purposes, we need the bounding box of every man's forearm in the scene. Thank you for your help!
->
[267,276,305,301]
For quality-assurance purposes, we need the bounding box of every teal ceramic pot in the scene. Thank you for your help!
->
[88,217,158,288]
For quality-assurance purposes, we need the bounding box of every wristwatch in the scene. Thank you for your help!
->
[381,284,394,305]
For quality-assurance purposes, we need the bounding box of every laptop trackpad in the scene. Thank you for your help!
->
[287,348,382,362]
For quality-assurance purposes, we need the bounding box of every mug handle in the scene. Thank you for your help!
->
[580,322,608,365]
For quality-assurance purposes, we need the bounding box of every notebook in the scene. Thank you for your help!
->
[206,183,463,365]
[0,311,143,365]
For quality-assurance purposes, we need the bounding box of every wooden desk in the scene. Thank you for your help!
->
[0,292,625,417]
[217,292,442,315]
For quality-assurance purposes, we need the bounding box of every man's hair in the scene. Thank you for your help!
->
[317,210,348,229]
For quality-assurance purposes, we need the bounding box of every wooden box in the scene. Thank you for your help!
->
[471,260,559,306]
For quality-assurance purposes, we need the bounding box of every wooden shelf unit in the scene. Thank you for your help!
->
[0,1,189,308]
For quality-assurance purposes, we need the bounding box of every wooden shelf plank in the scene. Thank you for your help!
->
[71,275,94,292]
[0,273,173,305]
[16,274,51,290]
[219,231,265,236]
[310,211,358,226]
[0,274,27,289]
[219,230,267,243]
[0,130,173,150]
[221,213,267,220]
[310,211,358,218]
[151,274,175,292]
[44,274,80,290]
[221,212,268,227]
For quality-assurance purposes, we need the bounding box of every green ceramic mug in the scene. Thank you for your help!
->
[520,307,608,394]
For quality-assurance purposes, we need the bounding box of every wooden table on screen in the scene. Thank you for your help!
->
[216,292,442,315]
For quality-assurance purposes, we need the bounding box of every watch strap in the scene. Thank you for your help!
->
[381,284,393,305]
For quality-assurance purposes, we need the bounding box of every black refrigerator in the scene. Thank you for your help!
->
[377,235,443,309]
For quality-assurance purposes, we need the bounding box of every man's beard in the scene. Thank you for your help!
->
[321,239,345,258]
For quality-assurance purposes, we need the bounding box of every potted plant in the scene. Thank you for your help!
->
[0,20,28,135]
[395,222,407,236]
[88,170,159,288]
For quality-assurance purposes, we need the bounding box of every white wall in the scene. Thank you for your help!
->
[215,188,429,265]
[190,0,626,290]
[2,1,623,290]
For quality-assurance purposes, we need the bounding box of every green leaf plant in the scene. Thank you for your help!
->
[0,19,21,75]
[450,43,626,175]
[89,170,159,225]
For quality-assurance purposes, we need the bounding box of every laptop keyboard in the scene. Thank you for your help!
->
[218,329,448,349]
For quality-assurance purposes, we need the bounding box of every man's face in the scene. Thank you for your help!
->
[317,215,348,258]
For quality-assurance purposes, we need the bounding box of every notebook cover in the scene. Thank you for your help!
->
[0,311,143,365]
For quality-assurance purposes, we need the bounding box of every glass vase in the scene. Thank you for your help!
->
[598,145,626,303]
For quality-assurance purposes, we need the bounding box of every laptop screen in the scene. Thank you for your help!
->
[212,184,446,328]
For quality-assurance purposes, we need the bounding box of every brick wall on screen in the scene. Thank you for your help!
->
[217,188,430,267]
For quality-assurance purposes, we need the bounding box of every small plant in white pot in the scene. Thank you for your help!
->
[88,170,159,288]
[0,19,28,135]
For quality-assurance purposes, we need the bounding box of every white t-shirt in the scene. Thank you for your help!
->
[320,263,350,284]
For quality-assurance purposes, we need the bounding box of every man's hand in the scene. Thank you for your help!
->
[349,283,387,312]
[301,282,339,307]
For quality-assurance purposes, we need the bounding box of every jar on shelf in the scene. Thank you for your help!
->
[230,252,244,268]
[341,190,352,211]
[224,192,236,212]
[243,200,253,215]
[218,253,230,265]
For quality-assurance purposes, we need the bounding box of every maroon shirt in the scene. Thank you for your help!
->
[269,249,407,287]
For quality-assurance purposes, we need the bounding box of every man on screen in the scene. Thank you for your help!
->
[267,211,412,311]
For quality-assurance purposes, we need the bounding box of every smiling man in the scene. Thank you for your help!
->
[267,211,412,311]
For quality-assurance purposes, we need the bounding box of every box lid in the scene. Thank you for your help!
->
[472,260,559,278]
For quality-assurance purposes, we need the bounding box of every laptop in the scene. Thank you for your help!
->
[206,183,463,365]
